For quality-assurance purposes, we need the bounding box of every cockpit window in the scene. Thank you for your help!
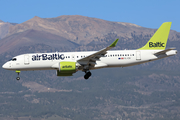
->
[9,58,17,61]
[12,58,17,61]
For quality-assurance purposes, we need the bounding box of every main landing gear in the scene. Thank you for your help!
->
[84,71,92,80]
[16,70,21,80]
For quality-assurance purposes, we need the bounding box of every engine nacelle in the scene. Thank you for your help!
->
[56,61,77,76]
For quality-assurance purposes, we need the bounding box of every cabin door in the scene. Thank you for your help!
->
[136,51,141,60]
[24,55,29,65]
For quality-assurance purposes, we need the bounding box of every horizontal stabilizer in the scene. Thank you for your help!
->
[154,48,176,56]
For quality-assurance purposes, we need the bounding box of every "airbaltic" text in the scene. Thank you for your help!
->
[32,54,65,61]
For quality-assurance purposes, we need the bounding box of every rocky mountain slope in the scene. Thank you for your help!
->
[0,15,179,54]
[8,15,149,44]
[7,15,180,45]
[0,20,16,39]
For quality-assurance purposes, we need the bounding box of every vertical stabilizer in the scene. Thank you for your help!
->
[138,22,172,50]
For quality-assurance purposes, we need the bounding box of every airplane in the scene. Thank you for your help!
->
[2,22,177,80]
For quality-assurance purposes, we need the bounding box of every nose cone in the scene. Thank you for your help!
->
[2,63,8,69]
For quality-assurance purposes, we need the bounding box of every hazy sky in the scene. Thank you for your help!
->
[0,0,180,32]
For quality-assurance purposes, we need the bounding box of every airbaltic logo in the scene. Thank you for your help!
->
[149,42,165,47]
[62,65,72,68]
[32,53,65,61]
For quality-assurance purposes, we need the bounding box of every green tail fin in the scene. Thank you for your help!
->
[138,22,172,50]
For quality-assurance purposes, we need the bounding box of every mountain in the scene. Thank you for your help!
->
[0,29,79,54]
[0,20,17,39]
[8,15,150,44]
[6,15,166,45]
[0,15,180,120]
[1,15,180,52]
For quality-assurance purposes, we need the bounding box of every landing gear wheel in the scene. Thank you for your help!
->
[16,77,20,80]
[16,70,21,81]
[87,72,91,76]
[84,71,92,80]
[84,75,89,79]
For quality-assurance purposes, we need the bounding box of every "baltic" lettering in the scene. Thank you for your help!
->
[149,42,165,47]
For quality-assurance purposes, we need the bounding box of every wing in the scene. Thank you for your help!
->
[77,39,119,68]
[154,48,176,56]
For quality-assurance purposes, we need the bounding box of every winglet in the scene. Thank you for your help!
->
[109,39,119,47]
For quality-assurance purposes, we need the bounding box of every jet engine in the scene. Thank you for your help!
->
[56,61,77,76]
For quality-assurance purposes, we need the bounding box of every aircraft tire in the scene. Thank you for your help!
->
[84,72,91,80]
[87,72,91,77]
[16,77,20,80]
[84,75,88,79]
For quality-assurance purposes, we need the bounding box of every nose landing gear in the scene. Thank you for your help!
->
[16,70,21,80]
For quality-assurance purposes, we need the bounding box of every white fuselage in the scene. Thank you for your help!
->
[2,49,177,71]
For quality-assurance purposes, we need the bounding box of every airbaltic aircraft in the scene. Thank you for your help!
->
[2,22,177,80]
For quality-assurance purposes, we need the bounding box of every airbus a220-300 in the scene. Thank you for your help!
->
[2,22,177,80]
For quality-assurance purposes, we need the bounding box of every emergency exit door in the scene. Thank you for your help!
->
[72,54,75,60]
